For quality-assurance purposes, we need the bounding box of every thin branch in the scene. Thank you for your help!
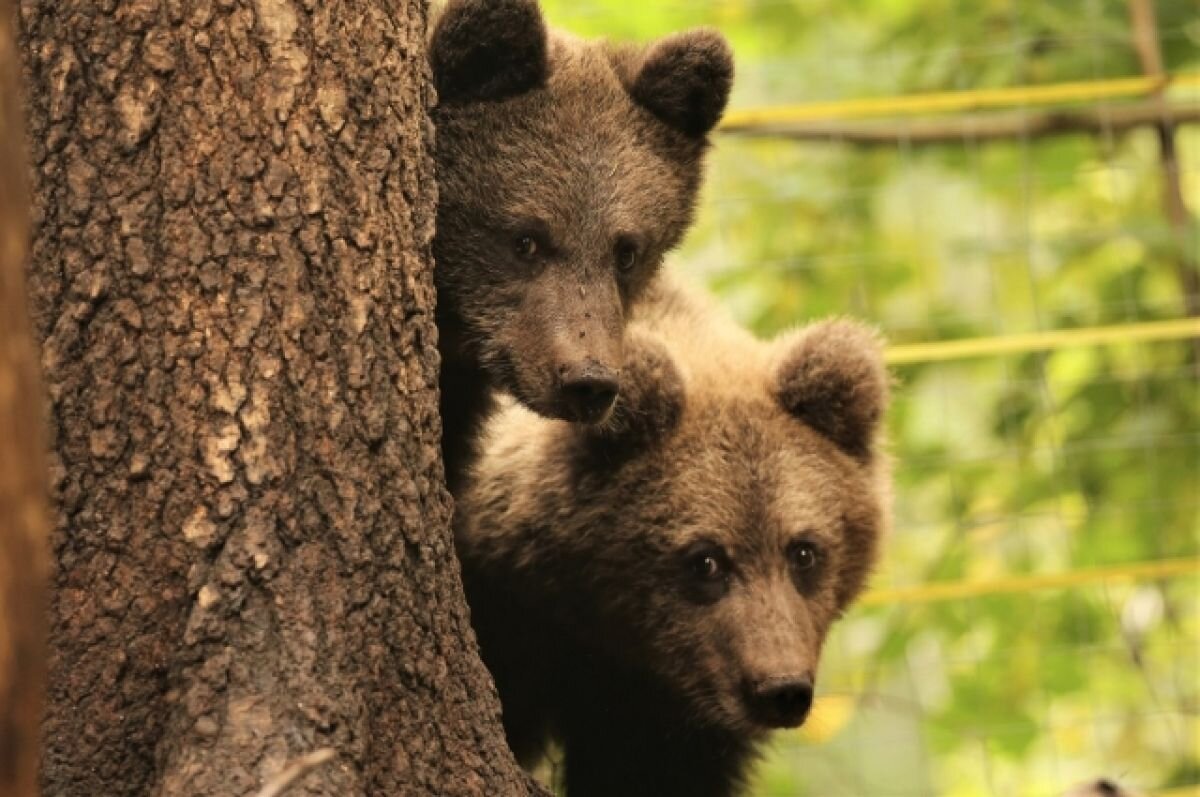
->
[1128,0,1164,76]
[1127,0,1200,362]
[251,748,337,797]
[721,100,1200,144]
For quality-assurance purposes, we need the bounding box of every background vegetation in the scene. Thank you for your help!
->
[540,1,1198,794]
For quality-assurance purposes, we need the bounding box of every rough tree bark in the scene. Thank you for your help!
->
[20,1,538,794]
[1,1,49,795]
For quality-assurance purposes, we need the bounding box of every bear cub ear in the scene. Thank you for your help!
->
[587,331,685,451]
[775,320,889,460]
[620,29,734,138]
[430,0,549,106]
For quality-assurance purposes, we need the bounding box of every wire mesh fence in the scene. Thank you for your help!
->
[536,0,1198,794]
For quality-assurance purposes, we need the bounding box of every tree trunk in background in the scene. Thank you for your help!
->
[0,1,49,795]
[19,1,536,794]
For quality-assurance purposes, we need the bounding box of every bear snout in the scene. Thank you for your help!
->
[557,360,620,423]
[743,674,814,728]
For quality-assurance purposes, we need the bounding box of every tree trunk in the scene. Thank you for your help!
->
[0,1,49,795]
[19,1,537,794]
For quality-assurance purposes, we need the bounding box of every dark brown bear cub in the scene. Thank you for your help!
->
[455,282,892,797]
[429,0,733,489]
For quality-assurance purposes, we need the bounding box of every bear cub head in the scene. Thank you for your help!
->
[457,286,891,792]
[552,320,889,733]
[430,0,733,424]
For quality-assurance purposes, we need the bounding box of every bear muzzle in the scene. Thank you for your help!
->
[743,674,814,728]
[557,359,620,423]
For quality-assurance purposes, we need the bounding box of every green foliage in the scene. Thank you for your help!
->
[540,0,1199,793]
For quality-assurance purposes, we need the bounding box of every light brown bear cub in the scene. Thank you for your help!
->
[430,0,733,490]
[455,282,892,797]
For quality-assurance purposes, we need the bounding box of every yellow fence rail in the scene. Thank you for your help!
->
[722,71,1200,129]
[860,556,1200,608]
[885,317,1200,365]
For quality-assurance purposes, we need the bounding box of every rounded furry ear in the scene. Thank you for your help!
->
[622,29,733,137]
[429,0,549,105]
[775,320,889,460]
[588,331,685,450]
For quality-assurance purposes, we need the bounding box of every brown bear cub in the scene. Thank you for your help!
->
[429,0,733,489]
[455,281,892,797]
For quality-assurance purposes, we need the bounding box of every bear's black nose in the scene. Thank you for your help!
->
[559,364,619,423]
[1095,780,1121,797]
[746,676,814,728]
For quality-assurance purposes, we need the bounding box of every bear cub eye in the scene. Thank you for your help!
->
[791,541,819,570]
[614,237,639,273]
[694,552,722,580]
[682,542,731,604]
[514,234,539,259]
[787,540,823,591]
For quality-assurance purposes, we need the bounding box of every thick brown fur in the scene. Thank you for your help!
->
[455,277,892,797]
[429,0,733,491]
